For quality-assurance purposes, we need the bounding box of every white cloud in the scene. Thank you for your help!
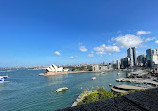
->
[145,37,156,42]
[54,51,61,56]
[137,31,151,35]
[69,56,74,59]
[93,45,104,52]
[96,51,106,55]
[94,44,120,55]
[88,54,95,57]
[90,51,94,53]
[112,34,143,48]
[155,40,158,44]
[79,46,88,52]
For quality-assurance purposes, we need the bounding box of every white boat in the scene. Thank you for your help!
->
[92,77,96,80]
[0,75,8,82]
[109,84,112,86]
[56,87,68,92]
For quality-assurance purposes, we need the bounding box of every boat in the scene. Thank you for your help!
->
[1,75,8,79]
[117,73,120,75]
[56,87,68,92]
[92,77,96,80]
[0,75,8,82]
[109,84,112,86]
[101,72,104,74]
[0,77,4,82]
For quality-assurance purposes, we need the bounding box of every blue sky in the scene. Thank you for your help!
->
[0,0,158,66]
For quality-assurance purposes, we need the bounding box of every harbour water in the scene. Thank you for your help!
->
[0,68,143,111]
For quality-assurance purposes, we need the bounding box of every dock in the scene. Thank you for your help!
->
[116,78,158,86]
[111,84,147,93]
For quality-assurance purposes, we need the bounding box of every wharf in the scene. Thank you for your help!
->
[116,78,158,86]
[111,84,147,93]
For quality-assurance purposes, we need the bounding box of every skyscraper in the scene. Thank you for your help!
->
[120,57,130,68]
[146,49,152,67]
[127,47,137,67]
[146,49,158,67]
[137,55,146,67]
[116,60,120,69]
[132,47,137,66]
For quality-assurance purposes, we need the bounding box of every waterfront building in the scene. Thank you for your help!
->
[46,64,69,72]
[108,63,113,70]
[137,55,146,67]
[116,60,120,69]
[120,57,130,69]
[127,47,137,67]
[92,64,110,72]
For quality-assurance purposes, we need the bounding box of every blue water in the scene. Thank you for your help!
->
[0,68,140,111]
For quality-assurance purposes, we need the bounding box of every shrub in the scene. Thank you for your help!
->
[78,88,117,105]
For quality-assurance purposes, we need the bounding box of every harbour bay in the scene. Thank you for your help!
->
[0,68,147,111]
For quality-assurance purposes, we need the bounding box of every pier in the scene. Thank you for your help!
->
[116,78,158,86]
[111,84,147,93]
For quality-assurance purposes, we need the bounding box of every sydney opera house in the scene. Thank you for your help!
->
[46,64,69,72]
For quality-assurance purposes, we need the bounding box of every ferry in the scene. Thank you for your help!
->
[56,87,68,92]
[0,75,8,82]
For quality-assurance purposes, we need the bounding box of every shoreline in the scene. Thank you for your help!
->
[72,90,97,107]
[39,69,117,76]
[39,71,103,76]
[0,71,8,72]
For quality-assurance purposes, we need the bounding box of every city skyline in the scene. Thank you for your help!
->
[1,0,158,67]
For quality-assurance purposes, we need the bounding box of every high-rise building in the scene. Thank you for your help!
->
[132,47,137,66]
[120,57,130,69]
[146,49,152,67]
[116,60,120,69]
[151,49,158,67]
[137,55,146,67]
[127,47,137,67]
[146,49,158,67]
